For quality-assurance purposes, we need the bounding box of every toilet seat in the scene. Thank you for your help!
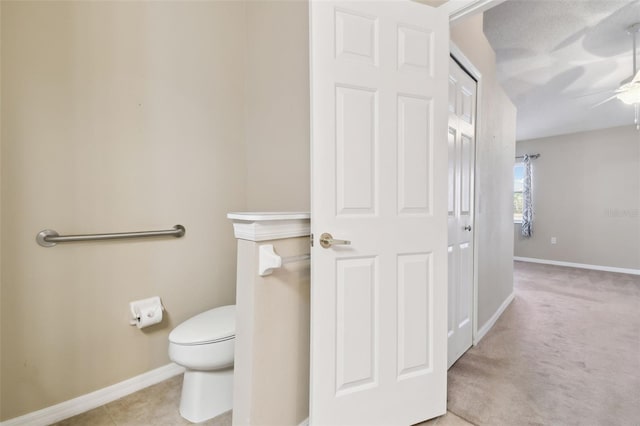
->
[169,305,235,346]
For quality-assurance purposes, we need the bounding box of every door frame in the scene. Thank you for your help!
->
[443,0,507,23]
[449,41,483,347]
[444,0,507,351]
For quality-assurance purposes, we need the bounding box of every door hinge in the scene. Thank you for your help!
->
[310,233,314,247]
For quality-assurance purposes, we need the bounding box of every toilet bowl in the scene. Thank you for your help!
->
[168,305,235,423]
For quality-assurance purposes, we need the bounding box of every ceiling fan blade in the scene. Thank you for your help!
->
[551,28,587,53]
[571,88,615,99]
[591,94,619,108]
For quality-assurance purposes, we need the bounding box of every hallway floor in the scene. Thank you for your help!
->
[446,261,640,425]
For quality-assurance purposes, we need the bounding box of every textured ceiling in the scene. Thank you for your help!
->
[483,0,640,141]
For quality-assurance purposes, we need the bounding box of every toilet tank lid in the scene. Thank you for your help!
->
[169,305,235,345]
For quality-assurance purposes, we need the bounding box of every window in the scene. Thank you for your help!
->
[514,163,524,222]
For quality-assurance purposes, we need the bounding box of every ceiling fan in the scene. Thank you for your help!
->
[593,23,640,129]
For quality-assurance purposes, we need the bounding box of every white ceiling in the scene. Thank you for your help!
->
[482,0,640,141]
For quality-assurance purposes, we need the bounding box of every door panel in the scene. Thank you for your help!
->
[310,1,449,424]
[336,85,377,215]
[447,245,455,338]
[397,253,432,378]
[457,242,471,329]
[336,256,377,394]
[447,57,476,369]
[398,95,432,214]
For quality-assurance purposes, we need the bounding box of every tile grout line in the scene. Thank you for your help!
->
[448,409,479,426]
[102,404,118,426]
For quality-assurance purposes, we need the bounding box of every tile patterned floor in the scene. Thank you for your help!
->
[418,411,473,426]
[52,373,471,425]
[52,375,231,426]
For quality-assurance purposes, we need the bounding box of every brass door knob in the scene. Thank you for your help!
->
[319,233,351,249]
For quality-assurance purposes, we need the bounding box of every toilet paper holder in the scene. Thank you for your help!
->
[129,296,164,329]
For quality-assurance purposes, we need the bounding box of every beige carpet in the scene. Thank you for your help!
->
[447,261,640,426]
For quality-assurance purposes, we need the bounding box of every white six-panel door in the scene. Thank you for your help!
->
[447,57,476,369]
[310,1,449,424]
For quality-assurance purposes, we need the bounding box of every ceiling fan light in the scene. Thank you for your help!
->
[616,86,640,104]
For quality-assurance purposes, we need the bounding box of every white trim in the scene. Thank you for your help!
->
[227,212,311,242]
[473,291,514,345]
[450,43,481,80]
[514,257,640,276]
[227,212,310,221]
[445,0,507,23]
[0,363,185,426]
[298,418,310,426]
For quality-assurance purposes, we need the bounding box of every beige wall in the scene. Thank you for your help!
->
[245,1,310,212]
[515,125,640,270]
[451,13,517,330]
[233,236,309,426]
[1,1,247,420]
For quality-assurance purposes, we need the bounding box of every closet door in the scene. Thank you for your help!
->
[447,57,476,368]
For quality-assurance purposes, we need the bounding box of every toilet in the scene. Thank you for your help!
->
[168,305,235,423]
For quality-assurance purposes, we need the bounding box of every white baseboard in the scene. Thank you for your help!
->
[0,363,185,426]
[474,291,514,346]
[514,256,640,276]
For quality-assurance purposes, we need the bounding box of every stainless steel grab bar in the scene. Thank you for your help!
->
[36,225,186,247]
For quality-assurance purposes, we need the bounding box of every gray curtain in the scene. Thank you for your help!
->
[521,154,533,237]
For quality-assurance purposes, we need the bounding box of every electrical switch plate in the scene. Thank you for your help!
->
[551,237,557,244]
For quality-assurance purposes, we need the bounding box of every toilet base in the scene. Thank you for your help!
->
[179,367,234,423]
